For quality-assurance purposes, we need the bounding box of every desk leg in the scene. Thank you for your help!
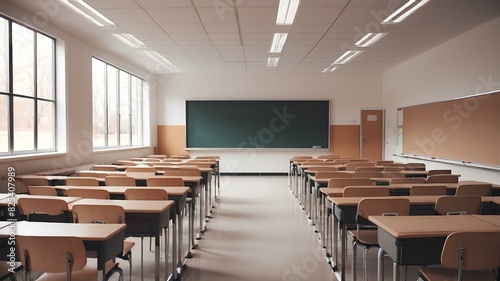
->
[320,194,326,249]
[341,222,347,281]
[155,232,160,281]
[199,183,205,236]
[333,209,339,271]
[393,262,400,281]
[378,248,384,281]
[165,225,170,281]
[205,183,210,221]
[98,270,105,281]
[172,216,178,280]
[178,210,184,269]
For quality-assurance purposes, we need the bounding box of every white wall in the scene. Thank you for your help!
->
[383,16,500,184]
[0,2,157,183]
[157,73,382,172]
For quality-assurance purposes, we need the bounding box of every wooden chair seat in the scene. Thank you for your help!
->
[28,186,58,196]
[348,229,378,245]
[37,259,121,281]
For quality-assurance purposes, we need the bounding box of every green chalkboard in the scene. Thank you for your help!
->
[186,100,330,149]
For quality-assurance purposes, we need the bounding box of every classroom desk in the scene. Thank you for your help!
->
[69,199,174,281]
[0,221,125,281]
[388,180,500,196]
[369,215,500,281]
[58,185,195,261]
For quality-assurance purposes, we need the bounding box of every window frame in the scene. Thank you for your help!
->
[0,15,57,157]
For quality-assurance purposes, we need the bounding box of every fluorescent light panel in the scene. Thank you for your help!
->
[112,34,146,48]
[355,33,388,47]
[140,51,182,73]
[267,57,280,67]
[60,0,115,27]
[321,66,337,73]
[383,0,430,24]
[270,33,288,53]
[333,50,363,64]
[277,0,301,25]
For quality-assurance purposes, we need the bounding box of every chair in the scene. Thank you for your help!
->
[18,198,72,222]
[307,166,339,172]
[318,154,340,159]
[455,184,492,196]
[427,174,459,183]
[375,160,393,166]
[170,154,191,159]
[354,166,384,172]
[353,171,382,178]
[435,196,482,215]
[72,204,134,281]
[409,185,447,196]
[125,166,157,174]
[349,198,410,281]
[125,188,168,279]
[65,177,100,186]
[77,172,106,179]
[427,169,452,176]
[345,162,375,171]
[66,188,110,199]
[16,236,123,281]
[146,154,167,159]
[147,177,184,187]
[316,171,353,179]
[418,231,500,281]
[161,158,182,162]
[21,177,49,187]
[343,186,390,197]
[404,162,426,171]
[390,178,427,184]
[92,165,118,171]
[104,175,136,186]
[28,186,58,196]
[328,178,373,189]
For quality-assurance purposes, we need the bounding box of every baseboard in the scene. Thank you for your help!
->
[220,172,288,176]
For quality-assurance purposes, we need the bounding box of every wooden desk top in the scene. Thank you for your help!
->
[69,198,174,214]
[369,215,500,239]
[0,221,126,241]
[16,174,70,181]
[471,215,500,226]
[0,195,82,206]
[319,187,344,197]
[328,195,443,206]
[483,196,500,204]
[58,185,190,196]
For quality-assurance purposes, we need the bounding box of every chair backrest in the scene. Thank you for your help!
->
[105,175,136,186]
[147,154,167,159]
[404,162,426,171]
[18,198,71,222]
[21,177,49,186]
[353,171,382,178]
[354,166,384,172]
[125,188,168,200]
[455,184,492,196]
[435,196,482,215]
[126,166,157,173]
[28,186,58,196]
[163,170,201,176]
[113,160,137,166]
[318,154,340,159]
[161,158,183,162]
[17,236,87,274]
[357,197,410,220]
[384,167,405,173]
[376,160,394,166]
[328,178,372,188]
[427,174,459,183]
[65,177,100,186]
[78,171,106,179]
[346,158,370,162]
[92,165,118,171]
[147,177,184,187]
[316,171,353,179]
[427,169,452,176]
[390,178,427,184]
[72,204,126,224]
[441,231,500,271]
[343,186,390,197]
[170,154,191,159]
[383,172,405,178]
[409,185,447,196]
[345,162,375,171]
[66,188,110,199]
[307,166,338,172]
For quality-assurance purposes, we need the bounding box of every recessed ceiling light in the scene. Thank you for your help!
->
[383,0,430,24]
[276,0,301,25]
[270,33,288,53]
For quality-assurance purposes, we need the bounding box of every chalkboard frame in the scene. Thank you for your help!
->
[185,100,331,150]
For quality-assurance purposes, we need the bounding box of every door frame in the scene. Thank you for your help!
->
[359,109,385,160]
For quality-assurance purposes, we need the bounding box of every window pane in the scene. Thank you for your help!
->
[37,33,54,100]
[12,23,35,97]
[0,95,8,153]
[0,18,8,93]
[37,100,54,150]
[131,77,142,146]
[107,66,118,146]
[13,96,34,151]
[119,71,130,146]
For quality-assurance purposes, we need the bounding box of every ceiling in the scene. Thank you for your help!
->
[6,0,500,74]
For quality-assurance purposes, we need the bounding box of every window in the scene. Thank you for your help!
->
[92,58,143,149]
[0,17,56,156]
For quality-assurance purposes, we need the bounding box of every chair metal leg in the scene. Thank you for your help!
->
[352,239,357,281]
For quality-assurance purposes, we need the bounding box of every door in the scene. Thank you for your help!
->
[361,110,384,161]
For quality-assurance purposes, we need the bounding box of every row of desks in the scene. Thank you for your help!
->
[0,188,187,281]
